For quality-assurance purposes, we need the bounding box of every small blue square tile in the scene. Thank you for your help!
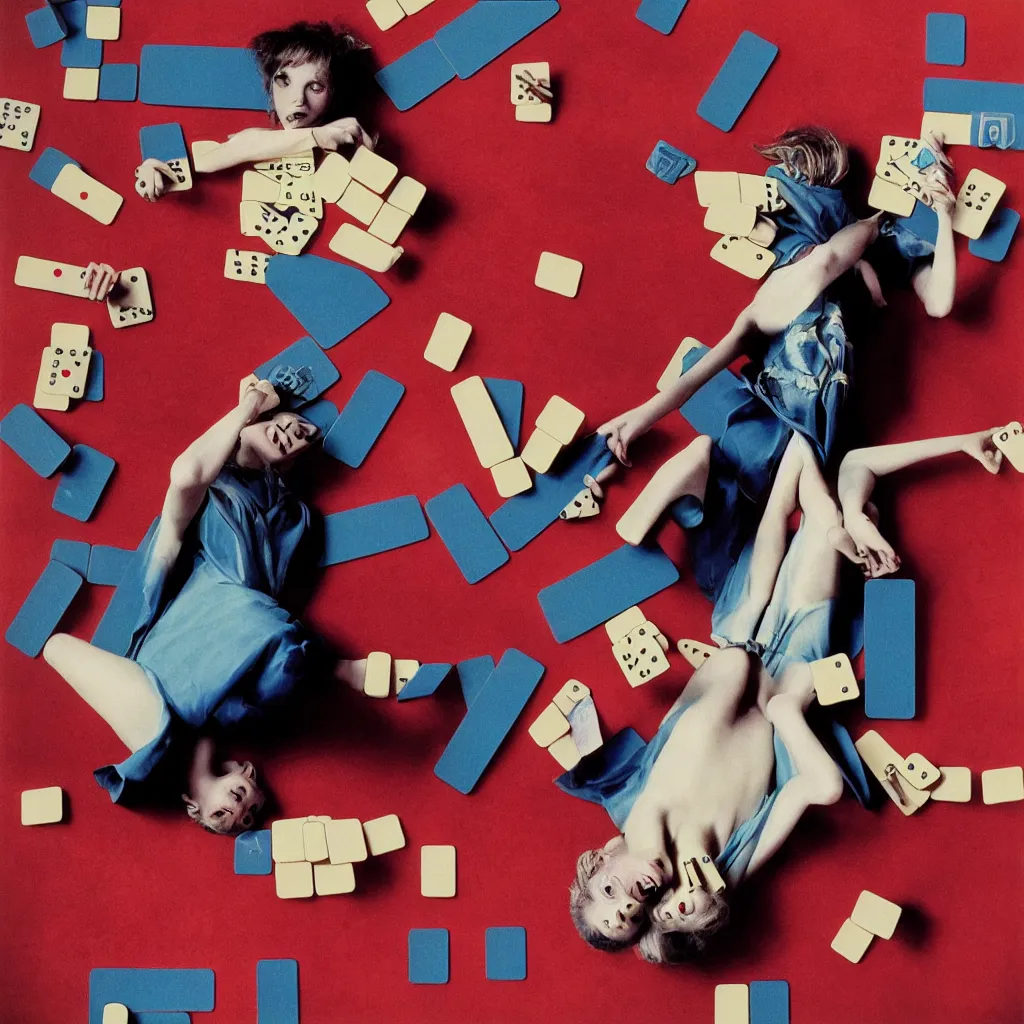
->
[968,207,1019,263]
[646,140,696,183]
[485,926,526,981]
[99,63,138,102]
[408,929,449,984]
[234,829,272,875]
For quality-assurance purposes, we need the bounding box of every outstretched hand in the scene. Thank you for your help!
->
[311,117,374,152]
[135,157,177,202]
[597,406,654,467]
[84,262,118,301]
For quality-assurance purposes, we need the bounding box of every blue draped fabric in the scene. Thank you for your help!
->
[94,465,316,803]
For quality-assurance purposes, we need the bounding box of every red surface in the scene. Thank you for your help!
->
[1,2,1022,1021]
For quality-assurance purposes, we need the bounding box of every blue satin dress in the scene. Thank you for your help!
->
[93,465,316,803]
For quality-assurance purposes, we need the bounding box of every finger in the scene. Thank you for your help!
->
[101,271,115,299]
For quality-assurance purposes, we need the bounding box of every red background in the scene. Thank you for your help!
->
[1,1,1021,1021]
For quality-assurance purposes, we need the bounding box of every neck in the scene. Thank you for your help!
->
[233,437,265,471]
[187,735,217,795]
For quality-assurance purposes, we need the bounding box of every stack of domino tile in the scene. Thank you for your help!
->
[528,679,601,770]
[604,606,670,687]
[237,150,320,257]
[365,0,435,33]
[271,813,405,899]
[510,62,553,123]
[358,651,421,698]
[694,171,786,280]
[521,395,585,476]
[831,890,902,963]
[324,146,426,272]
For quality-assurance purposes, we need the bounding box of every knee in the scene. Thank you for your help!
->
[690,434,713,459]
[705,646,758,698]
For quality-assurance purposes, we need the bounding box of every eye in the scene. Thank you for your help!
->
[308,82,324,93]
[603,885,613,897]
[274,72,289,86]
[212,810,225,818]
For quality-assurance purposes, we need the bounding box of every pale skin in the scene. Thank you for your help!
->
[41,378,319,831]
[135,58,373,201]
[598,135,959,467]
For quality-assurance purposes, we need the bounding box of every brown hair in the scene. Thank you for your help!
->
[250,22,369,125]
[755,126,849,187]
[634,890,730,964]
[568,848,648,953]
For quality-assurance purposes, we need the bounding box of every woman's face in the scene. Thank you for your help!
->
[240,412,318,468]
[583,837,667,942]
[651,882,720,933]
[271,58,332,128]
[199,765,264,833]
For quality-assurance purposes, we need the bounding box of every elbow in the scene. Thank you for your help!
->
[169,455,204,492]
[809,765,845,807]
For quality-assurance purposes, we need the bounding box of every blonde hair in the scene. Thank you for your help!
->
[568,847,648,953]
[755,126,849,187]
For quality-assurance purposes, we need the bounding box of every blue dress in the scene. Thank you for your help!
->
[93,465,317,803]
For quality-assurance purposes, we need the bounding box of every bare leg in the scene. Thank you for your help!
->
[43,633,165,753]
[837,428,1005,576]
[615,435,712,544]
[661,646,759,724]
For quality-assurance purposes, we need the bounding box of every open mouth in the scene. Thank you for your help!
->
[632,875,660,902]
[286,111,307,124]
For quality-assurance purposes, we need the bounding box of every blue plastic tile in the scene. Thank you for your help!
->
[60,1,102,67]
[90,518,160,655]
[538,542,680,643]
[99,63,138,101]
[29,147,79,190]
[483,378,524,450]
[396,662,452,701]
[895,201,939,245]
[266,254,390,350]
[675,342,752,440]
[864,578,916,719]
[375,40,457,112]
[408,929,449,984]
[320,496,429,566]
[297,398,339,435]
[696,30,777,131]
[925,12,965,66]
[256,959,298,1024]
[969,207,1019,262]
[456,655,494,707]
[485,926,527,980]
[636,0,689,35]
[50,539,90,575]
[425,484,509,584]
[322,371,404,468]
[0,403,70,477]
[434,2,560,80]
[923,78,1024,151]
[88,968,215,1024]
[87,545,133,585]
[253,337,340,410]
[5,560,83,657]
[434,649,544,794]
[51,444,115,522]
[750,980,789,1024]
[84,350,104,401]
[25,4,67,48]
[140,45,266,109]
[646,140,696,183]
[234,829,272,875]
[139,122,187,162]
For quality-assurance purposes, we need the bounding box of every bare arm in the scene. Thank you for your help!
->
[911,205,956,318]
[192,127,318,174]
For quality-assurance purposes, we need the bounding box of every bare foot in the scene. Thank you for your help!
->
[843,503,900,577]
[965,430,1004,474]
[334,658,367,692]
[827,524,873,577]
[615,436,711,545]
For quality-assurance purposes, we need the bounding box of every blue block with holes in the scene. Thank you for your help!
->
[697,30,777,131]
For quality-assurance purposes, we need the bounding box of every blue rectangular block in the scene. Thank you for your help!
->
[896,201,939,245]
[91,0,121,6]
[490,434,614,551]
[434,648,544,794]
[408,929,449,984]
[5,560,82,657]
[457,655,494,707]
[750,980,790,1024]
[99,63,138,101]
[864,578,916,719]
[485,926,527,981]
[50,538,90,575]
[256,959,298,1024]
[426,484,508,584]
[91,518,160,655]
[89,968,215,1024]
[52,444,115,522]
[923,78,1024,150]
[434,1,560,80]
[969,207,1019,262]
[84,350,104,401]
[234,829,272,875]
[25,4,67,48]
[676,342,752,440]
[397,663,453,701]
[266,254,390,350]
[696,30,777,132]
[323,371,404,468]
[87,545,133,585]
[376,40,456,112]
[298,398,338,435]
[135,1015,190,1024]
[29,146,79,190]
[139,122,187,162]
[636,0,689,35]
[321,496,429,566]
[0,403,70,477]
[253,337,340,410]
[926,12,966,66]
[483,378,524,450]
[140,45,267,109]
[60,1,102,67]
[538,542,680,643]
